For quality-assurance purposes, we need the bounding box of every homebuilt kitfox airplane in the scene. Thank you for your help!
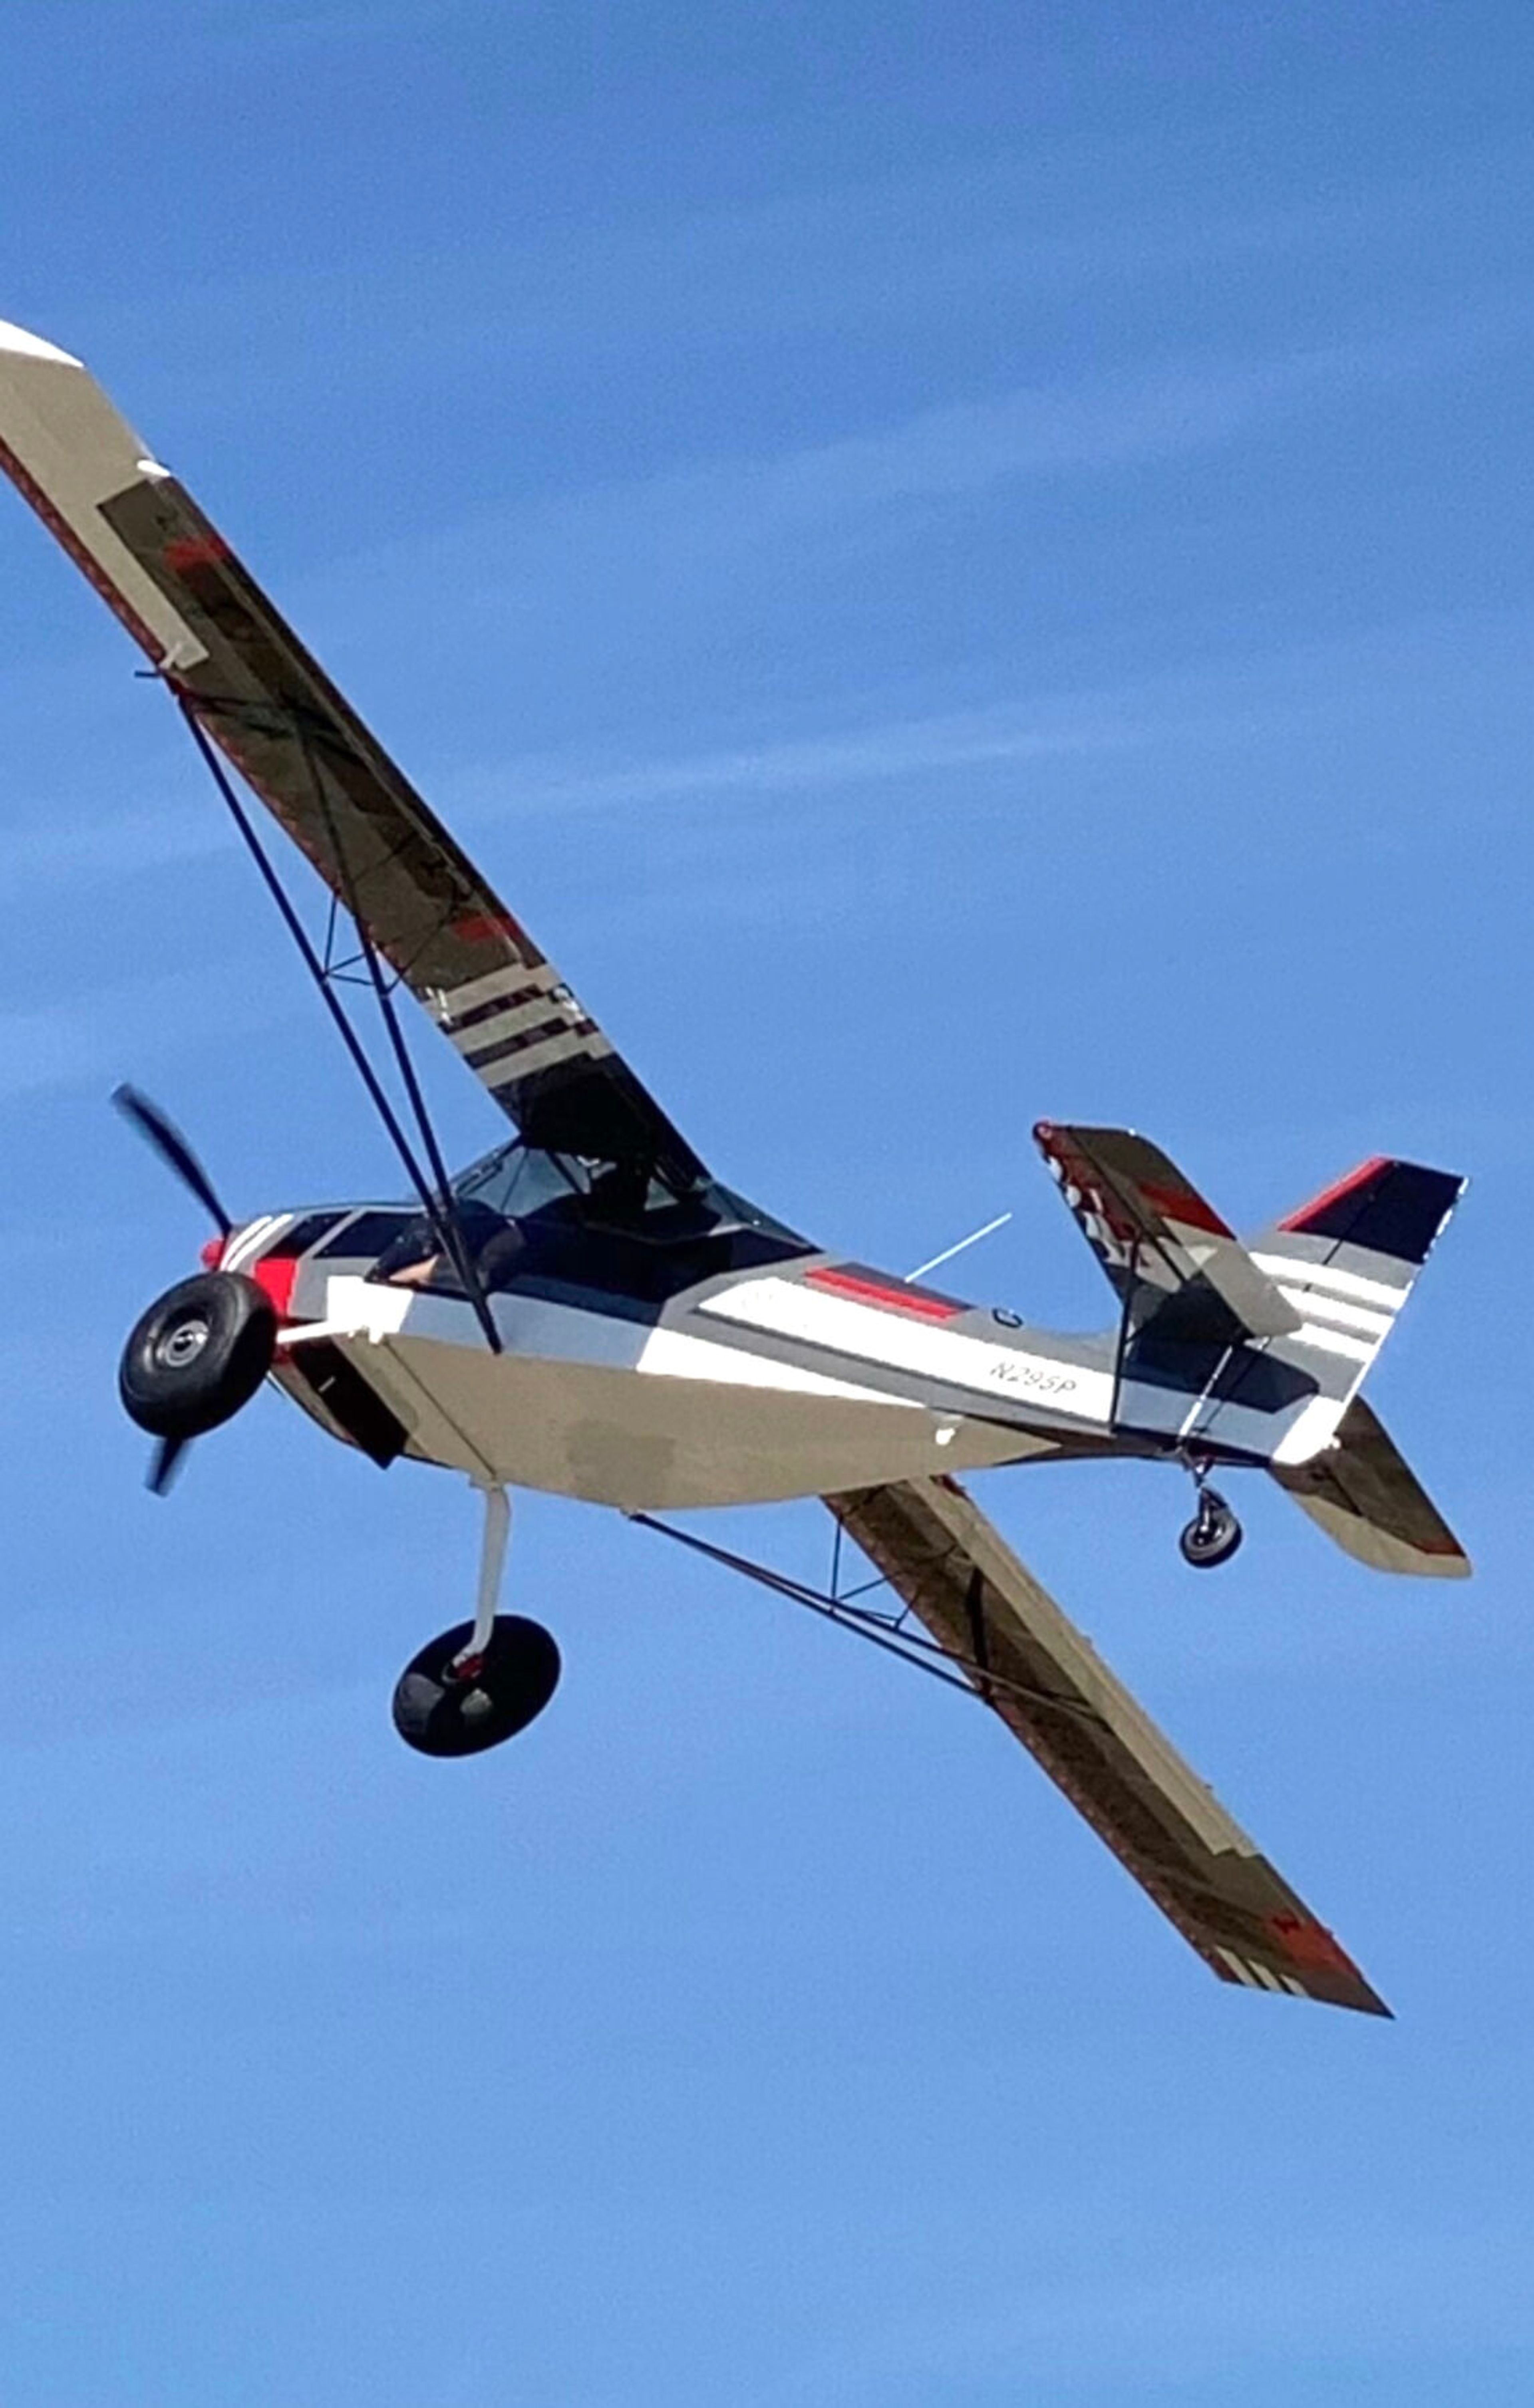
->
[0,318,1468,2017]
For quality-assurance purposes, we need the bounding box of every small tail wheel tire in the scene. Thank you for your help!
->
[119,1271,278,1441]
[1178,1488,1244,1570]
[392,1616,562,1759]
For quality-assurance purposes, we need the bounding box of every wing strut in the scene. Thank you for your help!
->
[176,699,503,1354]
[288,717,496,1332]
[634,1491,1391,2017]
[630,1511,1109,1729]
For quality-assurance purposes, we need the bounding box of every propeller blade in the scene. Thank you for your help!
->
[146,1434,191,1497]
[112,1084,233,1236]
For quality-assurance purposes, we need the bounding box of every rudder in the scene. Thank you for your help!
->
[1266,1156,1463,1271]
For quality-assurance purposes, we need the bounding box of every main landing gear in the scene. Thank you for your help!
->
[1178,1461,1244,1570]
[120,1271,278,1442]
[392,1484,562,1758]
[120,1268,280,1491]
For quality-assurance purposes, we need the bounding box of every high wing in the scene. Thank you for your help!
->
[0,320,704,1187]
[826,1475,1390,2014]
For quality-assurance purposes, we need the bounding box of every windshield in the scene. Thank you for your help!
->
[448,1137,807,1245]
[369,1138,811,1301]
[451,1140,590,1220]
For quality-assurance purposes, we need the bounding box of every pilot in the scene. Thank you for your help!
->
[374,1199,524,1293]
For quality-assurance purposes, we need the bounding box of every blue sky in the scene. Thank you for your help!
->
[0,4,1532,2400]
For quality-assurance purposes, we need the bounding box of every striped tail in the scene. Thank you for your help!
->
[1246,1155,1465,1482]
[1249,1157,1463,1372]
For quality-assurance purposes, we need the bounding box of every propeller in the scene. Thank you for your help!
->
[147,1434,191,1497]
[113,1083,235,1499]
[111,1083,233,1237]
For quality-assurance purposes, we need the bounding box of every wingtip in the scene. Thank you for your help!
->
[0,318,83,369]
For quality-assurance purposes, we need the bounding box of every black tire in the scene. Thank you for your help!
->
[1178,1491,1244,1570]
[392,1616,562,1759]
[119,1271,278,1441]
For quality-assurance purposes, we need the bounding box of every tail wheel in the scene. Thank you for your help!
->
[1178,1489,1244,1570]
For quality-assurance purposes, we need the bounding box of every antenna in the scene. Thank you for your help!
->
[905,1211,1013,1284]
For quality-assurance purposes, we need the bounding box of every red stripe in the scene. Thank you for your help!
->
[1266,1912,1362,1977]
[163,530,231,574]
[806,1266,962,1321]
[1278,1157,1389,1233]
[450,910,536,951]
[248,1255,298,1316]
[1140,1179,1232,1237]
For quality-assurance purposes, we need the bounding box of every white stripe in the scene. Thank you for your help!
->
[484,1026,603,1084]
[1216,1947,1262,1989]
[700,1277,1115,1424]
[1272,1395,1347,1465]
[638,1325,921,1406]
[1250,1252,1409,1308]
[449,992,580,1057]
[1250,1961,1286,1993]
[429,959,556,1020]
[1291,1320,1376,1365]
[1280,1975,1308,1998]
[1276,1286,1394,1339]
[223,1214,285,1272]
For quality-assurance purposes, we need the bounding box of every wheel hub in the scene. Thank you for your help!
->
[157,1315,211,1370]
[392,1614,562,1757]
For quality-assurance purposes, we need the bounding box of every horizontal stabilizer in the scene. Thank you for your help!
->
[1271,1396,1470,1577]
[1035,1123,1300,1340]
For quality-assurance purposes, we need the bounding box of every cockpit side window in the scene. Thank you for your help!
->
[451,1140,588,1220]
[369,1139,813,1302]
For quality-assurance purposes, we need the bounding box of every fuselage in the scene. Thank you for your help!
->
[217,1188,1124,1511]
[209,1121,1349,1510]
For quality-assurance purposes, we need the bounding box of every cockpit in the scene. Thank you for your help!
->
[368,1138,813,1307]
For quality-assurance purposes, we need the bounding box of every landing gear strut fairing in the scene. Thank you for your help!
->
[0,319,1470,2019]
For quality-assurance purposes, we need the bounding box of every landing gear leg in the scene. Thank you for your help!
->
[456,1481,511,1677]
[1178,1458,1244,1570]
[391,1483,562,1757]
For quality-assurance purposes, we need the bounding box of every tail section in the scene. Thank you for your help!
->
[1036,1131,1466,1547]
[1246,1157,1464,1455]
[1034,1123,1300,1341]
[1257,1155,1464,1282]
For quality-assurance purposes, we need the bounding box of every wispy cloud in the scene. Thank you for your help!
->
[447,600,1530,824]
[546,307,1520,535]
[0,306,1517,923]
[0,803,230,899]
[85,139,1529,419]
[315,302,1524,649]
[0,687,1138,917]
[2,594,1521,913]
[455,697,1148,819]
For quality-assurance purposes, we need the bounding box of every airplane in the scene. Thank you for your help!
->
[0,317,1469,2018]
